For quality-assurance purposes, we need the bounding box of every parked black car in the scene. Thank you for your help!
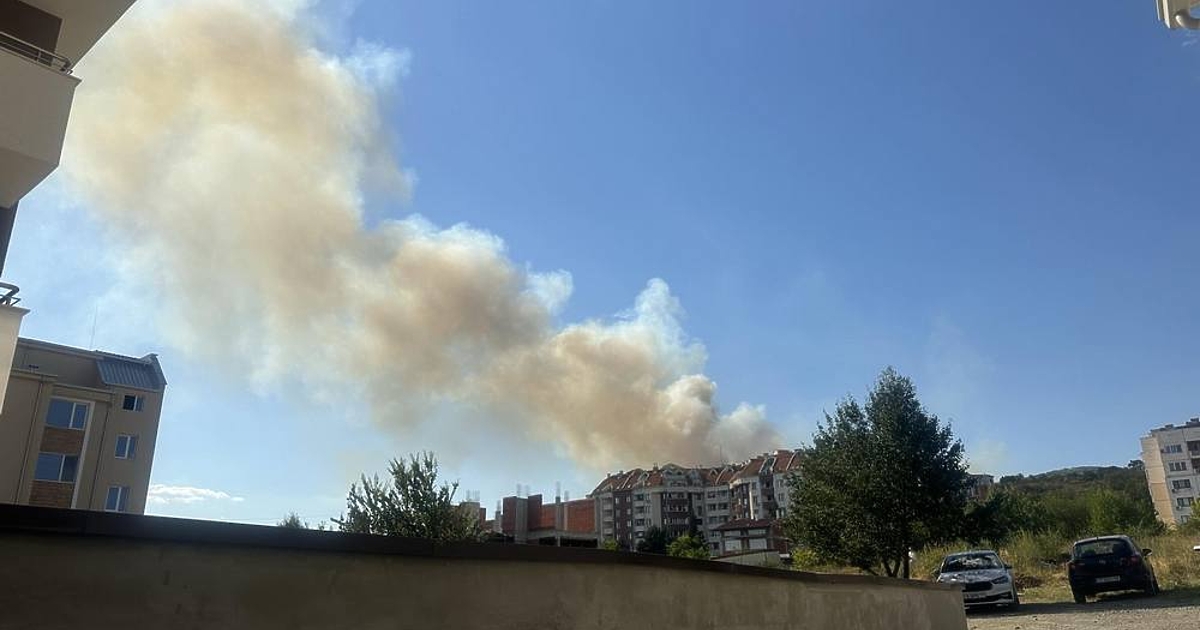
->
[1067,535,1158,603]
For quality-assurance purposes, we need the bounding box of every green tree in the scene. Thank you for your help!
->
[784,368,969,578]
[636,526,672,554]
[278,512,308,529]
[667,533,710,560]
[334,451,481,542]
[961,491,1047,546]
[1085,487,1159,535]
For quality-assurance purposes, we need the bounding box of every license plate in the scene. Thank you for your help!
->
[964,593,987,600]
[1095,576,1121,584]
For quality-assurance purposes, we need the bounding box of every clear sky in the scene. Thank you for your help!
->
[9,1,1200,524]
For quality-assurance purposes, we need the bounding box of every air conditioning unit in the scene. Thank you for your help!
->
[1159,0,1200,28]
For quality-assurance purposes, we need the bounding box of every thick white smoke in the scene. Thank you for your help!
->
[63,0,780,470]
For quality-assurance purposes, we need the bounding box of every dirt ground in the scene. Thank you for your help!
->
[964,588,1200,630]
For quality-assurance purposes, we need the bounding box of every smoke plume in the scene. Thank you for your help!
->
[63,0,780,470]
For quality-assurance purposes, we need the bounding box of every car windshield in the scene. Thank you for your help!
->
[941,553,1002,572]
[1074,539,1132,558]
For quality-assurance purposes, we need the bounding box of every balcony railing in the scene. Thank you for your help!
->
[0,283,19,306]
[0,30,72,74]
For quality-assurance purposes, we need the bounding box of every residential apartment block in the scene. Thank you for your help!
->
[1140,418,1200,526]
[0,338,165,514]
[589,449,803,554]
[0,1,137,413]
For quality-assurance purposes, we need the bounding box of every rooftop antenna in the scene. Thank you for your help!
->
[555,481,562,502]
[89,304,98,349]
[515,483,522,498]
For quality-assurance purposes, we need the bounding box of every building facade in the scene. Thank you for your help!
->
[712,518,788,559]
[0,1,138,413]
[967,474,995,501]
[1140,418,1200,526]
[485,492,598,547]
[590,449,803,554]
[0,338,166,514]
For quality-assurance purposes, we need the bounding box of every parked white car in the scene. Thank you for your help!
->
[936,550,1019,609]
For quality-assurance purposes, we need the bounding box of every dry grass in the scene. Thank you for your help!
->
[916,532,1200,602]
[795,532,1200,603]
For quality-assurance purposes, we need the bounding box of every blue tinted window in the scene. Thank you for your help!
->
[34,453,62,481]
[46,399,87,430]
[60,456,78,482]
[70,404,87,429]
[45,400,74,428]
[105,486,130,512]
[115,435,138,459]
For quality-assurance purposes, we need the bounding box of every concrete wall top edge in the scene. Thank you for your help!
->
[0,503,959,592]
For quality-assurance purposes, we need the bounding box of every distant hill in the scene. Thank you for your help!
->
[998,464,1150,503]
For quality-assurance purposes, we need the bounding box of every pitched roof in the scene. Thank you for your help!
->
[96,354,166,392]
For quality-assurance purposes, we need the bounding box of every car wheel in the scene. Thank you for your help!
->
[1147,579,1160,596]
[1010,588,1020,609]
[1072,589,1086,604]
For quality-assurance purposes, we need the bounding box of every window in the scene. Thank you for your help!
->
[1165,444,1184,454]
[122,395,145,411]
[105,486,131,512]
[114,434,138,459]
[45,399,88,430]
[1169,461,1188,472]
[1177,497,1195,509]
[33,453,78,482]
[1173,479,1192,490]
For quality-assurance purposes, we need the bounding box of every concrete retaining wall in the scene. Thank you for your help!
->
[0,505,967,630]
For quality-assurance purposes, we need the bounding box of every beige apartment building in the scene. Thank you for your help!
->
[0,1,138,412]
[589,450,803,554]
[1140,418,1200,526]
[0,338,165,513]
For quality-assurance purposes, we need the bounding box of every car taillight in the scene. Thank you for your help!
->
[1068,561,1076,571]
[1129,556,1141,566]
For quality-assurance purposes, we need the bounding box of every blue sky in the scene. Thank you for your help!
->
[9,1,1200,524]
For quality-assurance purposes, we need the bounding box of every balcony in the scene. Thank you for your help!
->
[0,33,79,207]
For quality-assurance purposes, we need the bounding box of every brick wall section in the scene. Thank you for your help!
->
[565,499,595,534]
[28,481,73,508]
[40,427,84,455]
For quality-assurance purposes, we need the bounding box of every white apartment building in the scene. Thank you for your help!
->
[1140,418,1200,526]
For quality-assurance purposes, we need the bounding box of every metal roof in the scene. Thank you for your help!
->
[96,354,165,392]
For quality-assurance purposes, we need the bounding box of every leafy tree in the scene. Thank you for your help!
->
[667,533,710,560]
[961,491,1047,546]
[1085,487,1160,535]
[636,526,672,554]
[334,451,481,542]
[784,368,969,578]
[278,512,308,529]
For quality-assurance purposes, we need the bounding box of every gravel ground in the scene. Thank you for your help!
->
[965,589,1200,630]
